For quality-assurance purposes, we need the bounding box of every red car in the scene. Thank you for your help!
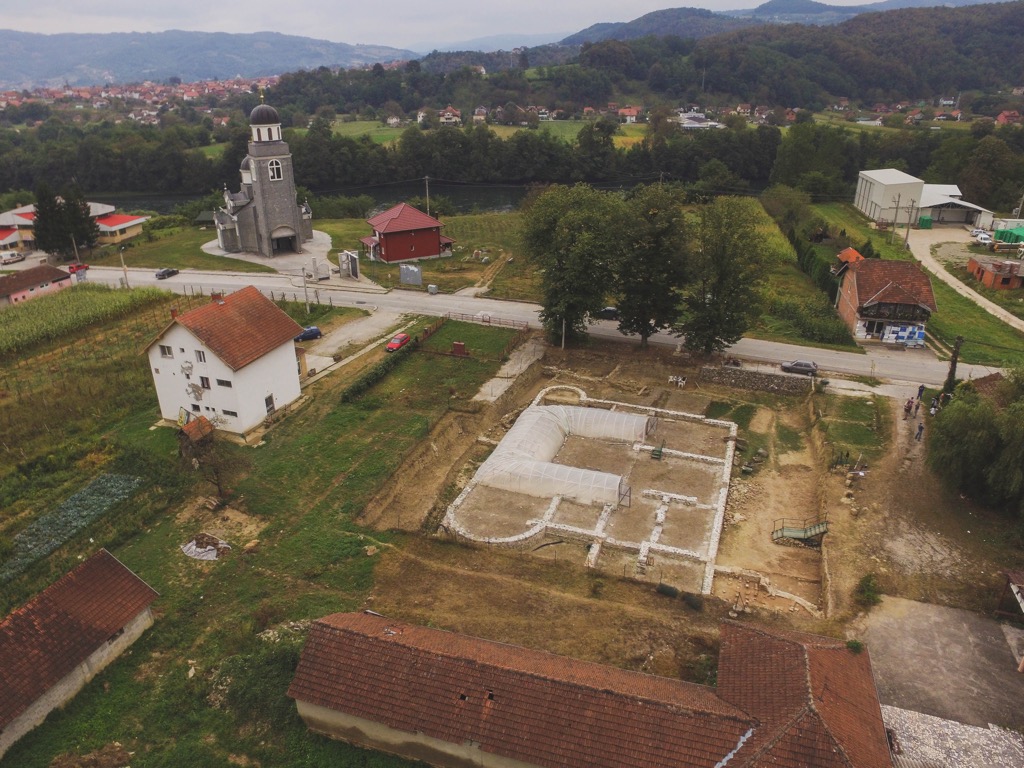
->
[386,333,411,352]
[66,263,89,273]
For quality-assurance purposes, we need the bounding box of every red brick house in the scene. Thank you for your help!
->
[0,550,158,758]
[361,203,454,263]
[967,256,1024,290]
[835,259,936,346]
[288,612,893,768]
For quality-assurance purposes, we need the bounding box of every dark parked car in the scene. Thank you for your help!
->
[155,268,179,280]
[386,332,411,352]
[594,306,619,321]
[294,326,323,342]
[781,360,818,376]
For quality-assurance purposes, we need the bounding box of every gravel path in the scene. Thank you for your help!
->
[905,227,1024,334]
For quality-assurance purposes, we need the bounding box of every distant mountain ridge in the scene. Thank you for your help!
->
[0,29,417,89]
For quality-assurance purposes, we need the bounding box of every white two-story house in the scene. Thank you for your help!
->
[145,286,303,436]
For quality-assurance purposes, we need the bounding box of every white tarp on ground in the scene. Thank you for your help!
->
[475,405,651,505]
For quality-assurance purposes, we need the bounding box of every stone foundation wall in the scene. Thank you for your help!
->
[699,366,812,395]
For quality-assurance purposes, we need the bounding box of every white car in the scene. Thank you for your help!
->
[970,228,987,237]
[1,252,25,265]
[975,233,993,245]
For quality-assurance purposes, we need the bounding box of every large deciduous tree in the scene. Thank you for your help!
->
[520,184,629,343]
[674,197,765,356]
[614,184,691,348]
[33,183,98,260]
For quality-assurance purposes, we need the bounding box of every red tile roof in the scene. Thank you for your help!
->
[96,214,148,230]
[0,227,17,243]
[289,612,757,768]
[154,286,303,371]
[181,415,215,442]
[367,203,443,234]
[0,549,157,730]
[717,623,893,768]
[0,264,71,298]
[848,259,936,312]
[291,615,894,768]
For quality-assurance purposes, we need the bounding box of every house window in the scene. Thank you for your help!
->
[195,350,206,363]
[222,409,238,417]
[159,345,173,358]
[153,368,159,374]
[269,159,283,181]
[200,376,211,389]
[1001,277,1011,285]
[216,379,232,388]
[191,404,200,412]
[265,394,276,414]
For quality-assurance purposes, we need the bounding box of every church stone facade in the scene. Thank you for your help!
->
[215,103,313,258]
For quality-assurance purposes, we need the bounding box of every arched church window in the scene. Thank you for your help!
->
[269,160,283,181]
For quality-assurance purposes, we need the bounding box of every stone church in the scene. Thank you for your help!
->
[215,101,313,258]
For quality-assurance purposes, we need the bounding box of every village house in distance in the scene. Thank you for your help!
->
[215,101,313,258]
[144,286,304,437]
[0,202,148,254]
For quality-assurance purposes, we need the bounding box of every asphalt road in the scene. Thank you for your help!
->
[83,265,1001,388]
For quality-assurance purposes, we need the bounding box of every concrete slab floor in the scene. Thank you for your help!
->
[855,596,1024,730]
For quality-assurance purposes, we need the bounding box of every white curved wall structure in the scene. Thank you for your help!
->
[474,405,651,505]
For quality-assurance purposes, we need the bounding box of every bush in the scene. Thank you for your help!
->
[656,583,680,598]
[854,573,882,607]
[846,639,864,653]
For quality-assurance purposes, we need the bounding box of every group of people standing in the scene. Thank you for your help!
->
[903,384,952,442]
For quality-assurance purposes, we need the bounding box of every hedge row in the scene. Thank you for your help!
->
[339,344,414,403]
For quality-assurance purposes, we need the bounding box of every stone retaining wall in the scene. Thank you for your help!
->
[699,366,813,395]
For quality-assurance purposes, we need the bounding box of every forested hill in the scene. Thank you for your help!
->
[0,30,416,90]
[690,1,1024,103]
[560,8,758,45]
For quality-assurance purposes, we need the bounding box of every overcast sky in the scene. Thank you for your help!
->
[8,0,873,50]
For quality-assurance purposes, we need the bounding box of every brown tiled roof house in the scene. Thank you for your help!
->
[0,264,72,308]
[144,286,304,437]
[835,259,936,347]
[288,612,893,768]
[0,550,158,758]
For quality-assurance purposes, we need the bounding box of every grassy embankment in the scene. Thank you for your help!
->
[813,203,1024,367]
[87,226,275,274]
[1,286,517,767]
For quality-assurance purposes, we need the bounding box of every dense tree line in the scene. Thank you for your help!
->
[520,183,768,353]
[4,102,1024,215]
[928,371,1024,527]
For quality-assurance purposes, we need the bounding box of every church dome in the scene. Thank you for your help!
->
[249,103,280,126]
[239,156,251,171]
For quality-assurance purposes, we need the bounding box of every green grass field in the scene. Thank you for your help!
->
[88,227,275,273]
[0,300,516,767]
[331,119,406,144]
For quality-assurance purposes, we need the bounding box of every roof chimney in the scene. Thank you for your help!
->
[210,291,224,303]
[170,307,178,319]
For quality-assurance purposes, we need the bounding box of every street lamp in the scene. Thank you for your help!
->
[119,246,130,289]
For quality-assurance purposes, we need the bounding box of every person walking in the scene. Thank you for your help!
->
[914,400,921,417]
[917,384,926,400]
[904,399,913,419]
[916,422,924,441]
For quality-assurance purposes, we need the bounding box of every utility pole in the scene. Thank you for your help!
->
[561,316,566,350]
[889,194,901,244]
[301,268,310,315]
[904,198,916,248]
[119,246,129,289]
[425,175,430,217]
[944,335,964,393]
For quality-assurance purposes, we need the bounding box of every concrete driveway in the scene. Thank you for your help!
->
[853,596,1024,729]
